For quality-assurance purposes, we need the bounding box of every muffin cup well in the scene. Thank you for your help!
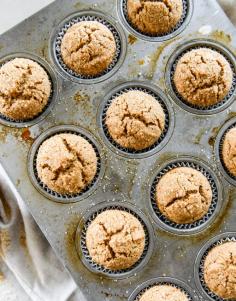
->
[75,200,155,280]
[214,116,236,186]
[148,156,223,236]
[194,232,236,301]
[165,39,236,115]
[27,125,105,203]
[117,0,193,42]
[0,52,58,128]
[49,10,127,84]
[128,277,199,301]
[97,81,175,159]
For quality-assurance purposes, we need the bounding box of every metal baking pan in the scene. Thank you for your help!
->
[1,0,236,300]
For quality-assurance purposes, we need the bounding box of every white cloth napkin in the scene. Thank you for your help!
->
[0,164,86,301]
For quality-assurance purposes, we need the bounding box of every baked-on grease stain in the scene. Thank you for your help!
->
[146,38,180,80]
[72,92,96,129]
[128,34,137,45]
[21,128,34,144]
[227,111,236,119]
[74,92,90,103]
[73,1,87,10]
[208,126,221,147]
[138,59,144,65]
[40,43,48,59]
[0,127,34,145]
[101,290,127,300]
[211,30,232,44]
[194,128,206,145]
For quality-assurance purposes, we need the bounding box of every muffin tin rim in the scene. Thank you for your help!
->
[75,199,155,280]
[27,124,106,204]
[117,0,194,42]
[214,116,236,187]
[147,155,223,236]
[0,51,59,128]
[49,9,127,84]
[194,231,236,301]
[96,80,175,159]
[165,38,236,115]
[128,276,199,301]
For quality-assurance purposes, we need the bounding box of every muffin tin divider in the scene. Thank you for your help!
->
[0,0,236,300]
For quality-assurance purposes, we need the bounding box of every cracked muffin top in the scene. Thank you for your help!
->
[204,241,236,299]
[139,284,189,301]
[105,90,165,151]
[156,167,212,224]
[127,0,183,36]
[0,58,51,121]
[61,21,116,76]
[222,127,236,176]
[86,209,145,270]
[36,133,97,194]
[174,48,233,107]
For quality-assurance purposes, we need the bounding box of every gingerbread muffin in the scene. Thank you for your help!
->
[86,209,145,270]
[204,241,236,299]
[61,21,116,76]
[174,48,233,107]
[105,90,165,151]
[0,58,51,121]
[140,285,189,301]
[156,167,212,224]
[127,0,183,35]
[36,133,97,194]
[222,127,236,176]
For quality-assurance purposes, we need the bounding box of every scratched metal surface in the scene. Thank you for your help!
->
[0,0,236,300]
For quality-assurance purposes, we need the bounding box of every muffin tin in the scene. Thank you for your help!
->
[1,0,236,300]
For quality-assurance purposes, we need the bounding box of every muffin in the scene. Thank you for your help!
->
[156,167,212,224]
[174,48,233,107]
[127,0,183,35]
[61,21,116,76]
[36,133,97,194]
[0,58,51,121]
[204,241,236,299]
[222,127,236,176]
[105,90,165,150]
[86,209,145,270]
[140,285,189,301]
